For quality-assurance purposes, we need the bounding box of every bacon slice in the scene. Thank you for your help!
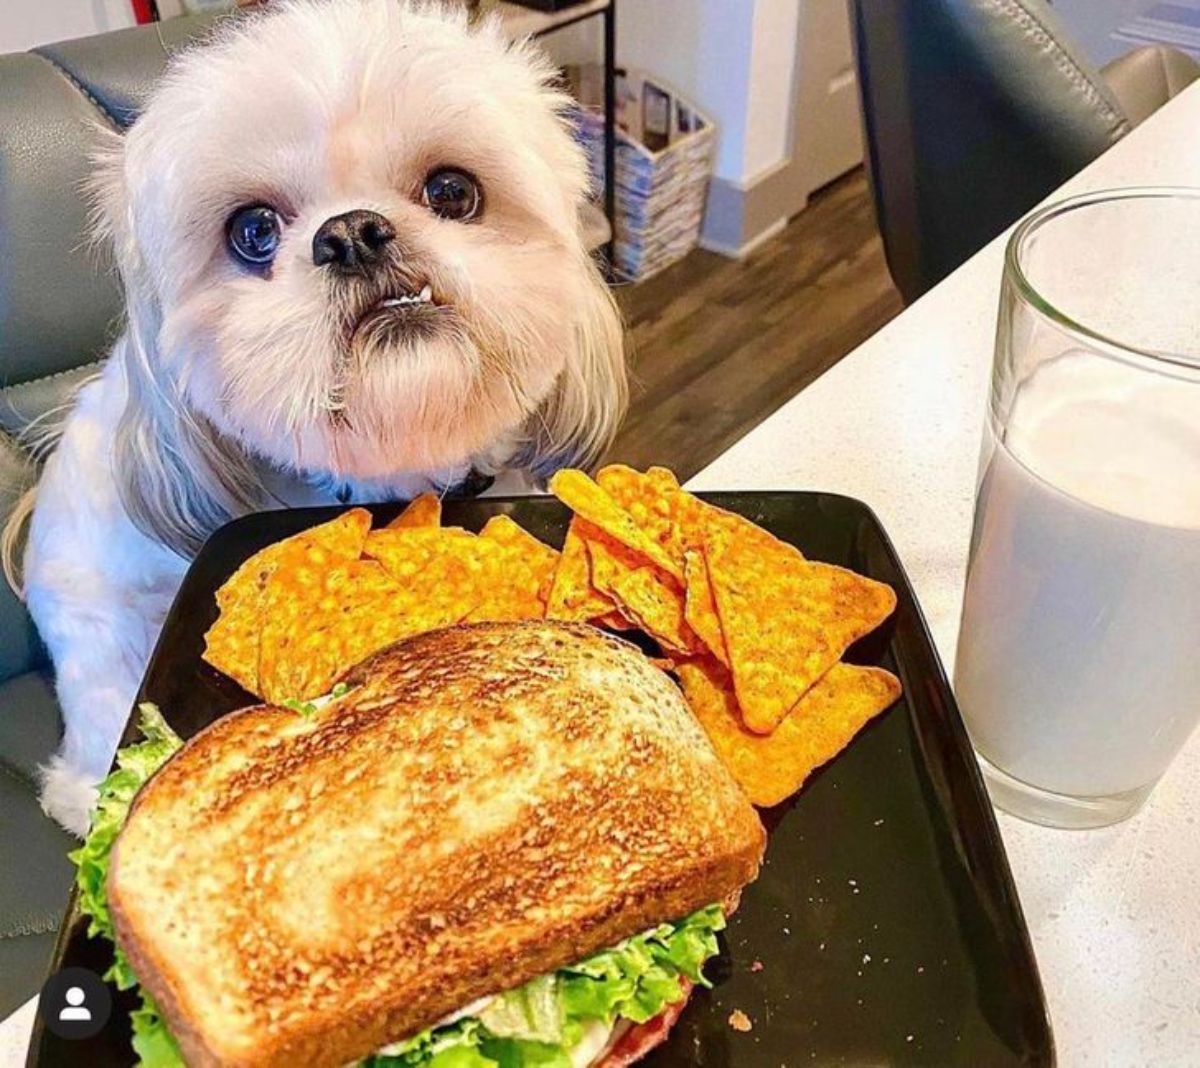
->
[596,982,693,1067]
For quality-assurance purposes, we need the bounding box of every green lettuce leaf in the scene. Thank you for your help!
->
[558,905,725,1026]
[477,1036,573,1068]
[129,996,184,1068]
[370,906,726,1066]
[479,974,565,1045]
[370,1018,495,1067]
[69,703,185,1067]
[369,1026,573,1068]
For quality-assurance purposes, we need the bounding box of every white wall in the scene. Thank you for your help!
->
[0,0,134,53]
[615,0,758,183]
[742,0,801,181]
[612,0,801,185]
[614,0,801,185]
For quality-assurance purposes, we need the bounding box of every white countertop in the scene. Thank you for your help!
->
[689,82,1200,1066]
[5,79,1199,1068]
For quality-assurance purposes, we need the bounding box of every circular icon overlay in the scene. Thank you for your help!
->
[39,966,112,1041]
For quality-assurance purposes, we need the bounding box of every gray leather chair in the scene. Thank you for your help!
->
[850,0,1200,303]
[0,13,217,1017]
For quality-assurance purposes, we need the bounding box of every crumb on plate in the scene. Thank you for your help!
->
[729,1009,753,1033]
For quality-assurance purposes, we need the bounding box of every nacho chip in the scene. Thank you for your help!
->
[203,509,372,695]
[645,466,681,492]
[585,526,700,655]
[471,515,561,621]
[364,528,495,603]
[683,549,728,667]
[705,525,896,733]
[480,515,560,603]
[368,525,559,626]
[674,490,785,557]
[545,518,617,622]
[386,493,441,530]
[260,527,493,702]
[677,657,901,807]
[675,497,782,668]
[597,464,686,566]
[608,566,702,655]
[595,610,635,632]
[258,559,417,703]
[549,469,684,581]
[590,470,768,664]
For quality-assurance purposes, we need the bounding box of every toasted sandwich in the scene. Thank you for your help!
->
[106,622,766,1067]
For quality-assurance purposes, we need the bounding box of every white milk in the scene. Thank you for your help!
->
[955,352,1200,799]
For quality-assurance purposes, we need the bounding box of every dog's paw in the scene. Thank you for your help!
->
[38,755,98,838]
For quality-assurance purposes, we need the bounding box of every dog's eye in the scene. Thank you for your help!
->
[227,205,283,265]
[422,169,481,222]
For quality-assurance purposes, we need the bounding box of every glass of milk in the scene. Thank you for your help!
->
[955,188,1200,829]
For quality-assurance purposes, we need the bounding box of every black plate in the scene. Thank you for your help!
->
[31,493,1053,1067]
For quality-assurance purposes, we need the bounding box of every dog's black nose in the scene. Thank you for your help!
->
[312,210,395,273]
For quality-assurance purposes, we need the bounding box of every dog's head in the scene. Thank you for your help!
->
[97,0,625,553]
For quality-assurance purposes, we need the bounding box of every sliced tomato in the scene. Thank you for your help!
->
[597,981,693,1067]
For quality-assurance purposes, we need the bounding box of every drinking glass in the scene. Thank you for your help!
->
[955,188,1200,829]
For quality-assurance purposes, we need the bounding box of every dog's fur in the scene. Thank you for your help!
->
[3,0,625,835]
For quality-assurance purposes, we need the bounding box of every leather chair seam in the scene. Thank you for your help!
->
[1,358,105,394]
[29,51,124,133]
[984,0,1130,134]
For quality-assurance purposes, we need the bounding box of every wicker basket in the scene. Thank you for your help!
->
[572,68,716,282]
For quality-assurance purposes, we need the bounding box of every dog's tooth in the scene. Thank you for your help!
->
[419,285,433,303]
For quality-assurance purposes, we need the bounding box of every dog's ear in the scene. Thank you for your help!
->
[516,256,628,479]
[93,127,264,559]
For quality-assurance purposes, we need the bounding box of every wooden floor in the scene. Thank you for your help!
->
[605,168,902,480]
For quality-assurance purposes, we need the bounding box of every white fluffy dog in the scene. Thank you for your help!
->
[5,0,626,835]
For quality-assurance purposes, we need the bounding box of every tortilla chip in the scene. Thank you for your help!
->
[585,526,701,655]
[545,518,617,622]
[369,524,565,626]
[677,657,901,807]
[386,493,441,530]
[364,528,496,610]
[259,527,494,702]
[705,524,896,733]
[683,549,728,667]
[674,490,785,557]
[203,508,372,695]
[590,470,752,663]
[594,610,635,632]
[597,464,686,567]
[258,558,420,704]
[549,469,684,581]
[480,515,560,606]
[644,466,681,492]
[470,516,561,621]
[609,567,702,655]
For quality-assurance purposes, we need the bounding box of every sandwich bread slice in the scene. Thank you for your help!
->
[108,621,766,1067]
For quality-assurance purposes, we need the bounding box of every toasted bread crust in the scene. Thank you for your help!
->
[109,622,765,1067]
